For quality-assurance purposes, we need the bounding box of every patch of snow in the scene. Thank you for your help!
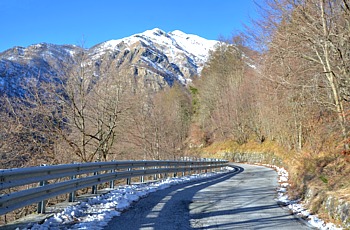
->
[67,49,76,56]
[177,75,186,84]
[22,167,234,230]
[141,56,172,76]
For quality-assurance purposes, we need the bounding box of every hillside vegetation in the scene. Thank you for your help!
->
[0,0,349,226]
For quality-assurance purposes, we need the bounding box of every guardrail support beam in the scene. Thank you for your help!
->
[37,180,47,214]
[140,167,145,183]
[109,168,115,189]
[91,172,98,194]
[69,175,76,202]
[126,168,131,185]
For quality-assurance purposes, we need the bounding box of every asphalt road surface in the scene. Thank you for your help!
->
[104,163,311,230]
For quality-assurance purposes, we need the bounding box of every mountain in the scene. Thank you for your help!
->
[0,28,218,95]
[90,28,217,84]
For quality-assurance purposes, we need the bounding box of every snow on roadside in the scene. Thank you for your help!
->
[259,163,343,230]
[21,167,234,230]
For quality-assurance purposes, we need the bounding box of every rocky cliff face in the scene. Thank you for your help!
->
[0,28,218,95]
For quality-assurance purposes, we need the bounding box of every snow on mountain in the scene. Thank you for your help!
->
[90,28,218,84]
[95,28,217,62]
[168,29,218,62]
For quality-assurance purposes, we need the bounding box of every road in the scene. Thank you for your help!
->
[104,163,311,230]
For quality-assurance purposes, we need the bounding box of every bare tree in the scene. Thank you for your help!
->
[55,50,133,162]
[124,83,192,160]
[195,38,257,144]
[254,0,350,151]
[0,77,63,168]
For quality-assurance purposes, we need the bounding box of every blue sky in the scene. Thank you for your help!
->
[0,0,261,52]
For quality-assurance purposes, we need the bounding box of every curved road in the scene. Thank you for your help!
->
[104,163,311,230]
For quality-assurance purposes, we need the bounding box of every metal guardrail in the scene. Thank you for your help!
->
[0,159,228,215]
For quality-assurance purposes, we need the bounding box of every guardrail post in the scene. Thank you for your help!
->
[205,158,208,173]
[203,158,205,173]
[110,169,115,189]
[164,163,168,179]
[219,159,223,171]
[173,162,177,177]
[126,168,131,185]
[140,166,145,183]
[37,180,47,214]
[69,175,76,202]
[153,166,158,180]
[182,159,186,177]
[92,171,98,194]
[110,160,116,189]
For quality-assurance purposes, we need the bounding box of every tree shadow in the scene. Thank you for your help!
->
[104,165,309,230]
[104,166,244,230]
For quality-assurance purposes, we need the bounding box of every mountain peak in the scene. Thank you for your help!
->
[91,28,218,84]
[169,29,187,36]
[143,28,167,36]
[96,28,217,59]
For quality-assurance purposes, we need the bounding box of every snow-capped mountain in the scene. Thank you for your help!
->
[0,28,218,95]
[91,28,217,81]
[89,28,218,86]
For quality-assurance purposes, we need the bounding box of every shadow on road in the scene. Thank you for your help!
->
[152,166,245,230]
[105,166,244,230]
[104,165,309,230]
